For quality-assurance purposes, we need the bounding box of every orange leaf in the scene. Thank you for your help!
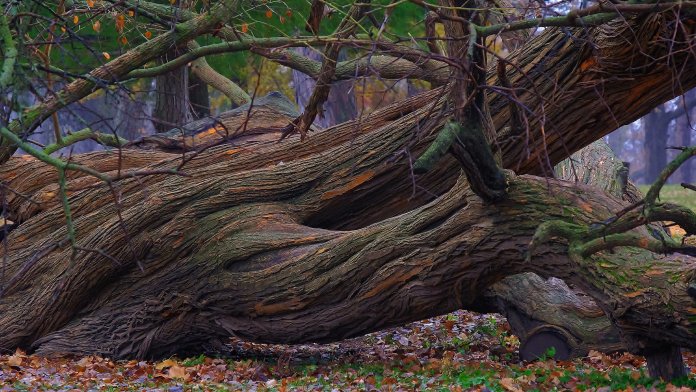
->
[624,290,645,298]
[102,52,111,60]
[144,31,152,39]
[155,359,178,370]
[265,9,273,18]
[87,0,95,6]
[73,15,79,24]
[285,9,292,17]
[115,14,125,33]
[92,20,101,32]
[128,10,135,17]
[120,36,128,45]
[241,23,248,33]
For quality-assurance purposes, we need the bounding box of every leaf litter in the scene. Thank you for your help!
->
[1,311,696,391]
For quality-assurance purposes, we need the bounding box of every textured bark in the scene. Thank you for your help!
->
[477,140,640,360]
[0,11,694,374]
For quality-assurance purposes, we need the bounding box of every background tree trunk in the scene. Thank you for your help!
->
[643,105,668,184]
[675,91,695,184]
[153,48,192,132]
[292,47,357,128]
[188,70,210,119]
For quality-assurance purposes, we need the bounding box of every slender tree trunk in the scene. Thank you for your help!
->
[153,48,192,132]
[643,105,668,184]
[188,70,210,119]
[675,90,695,184]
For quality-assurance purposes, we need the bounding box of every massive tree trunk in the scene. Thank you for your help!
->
[0,13,695,374]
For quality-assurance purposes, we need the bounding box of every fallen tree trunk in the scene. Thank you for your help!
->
[0,90,694,362]
[0,12,694,367]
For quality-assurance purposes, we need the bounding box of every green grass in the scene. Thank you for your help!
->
[638,184,696,211]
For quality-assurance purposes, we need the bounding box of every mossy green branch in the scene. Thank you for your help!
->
[413,121,460,174]
[526,220,587,262]
[187,41,250,106]
[475,2,696,37]
[0,126,110,182]
[42,128,129,155]
[0,0,241,164]
[0,13,17,90]
[645,147,696,211]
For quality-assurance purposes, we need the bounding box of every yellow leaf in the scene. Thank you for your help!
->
[92,20,101,32]
[170,0,177,4]
[60,26,66,33]
[102,52,111,60]
[73,15,79,24]
[128,10,134,17]
[155,359,178,370]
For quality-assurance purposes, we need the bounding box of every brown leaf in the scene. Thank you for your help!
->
[500,377,523,392]
[168,364,188,380]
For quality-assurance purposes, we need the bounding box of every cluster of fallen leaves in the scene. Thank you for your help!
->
[2,311,696,391]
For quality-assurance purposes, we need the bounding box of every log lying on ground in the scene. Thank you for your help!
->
[0,88,695,362]
[0,13,694,362]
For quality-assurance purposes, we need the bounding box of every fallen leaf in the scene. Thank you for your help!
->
[155,359,178,370]
[168,364,187,379]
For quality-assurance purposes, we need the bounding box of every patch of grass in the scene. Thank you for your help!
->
[639,184,696,211]
[181,354,207,367]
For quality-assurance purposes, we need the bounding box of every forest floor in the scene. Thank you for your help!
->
[2,310,696,391]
